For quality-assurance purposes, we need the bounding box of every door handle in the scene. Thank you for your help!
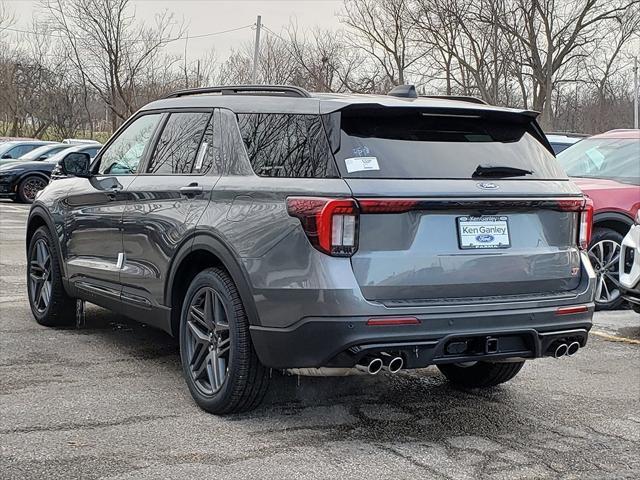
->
[180,183,203,197]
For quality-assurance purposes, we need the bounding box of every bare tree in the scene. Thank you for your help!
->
[40,0,183,129]
[341,0,424,87]
[494,0,640,128]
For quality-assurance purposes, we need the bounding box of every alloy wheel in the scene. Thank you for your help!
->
[29,239,52,313]
[184,287,231,396]
[22,177,47,201]
[588,239,621,305]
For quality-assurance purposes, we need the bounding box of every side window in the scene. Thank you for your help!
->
[237,113,337,178]
[147,112,211,174]
[98,114,162,175]
[85,147,100,159]
[8,145,37,158]
[193,110,221,174]
[43,146,68,159]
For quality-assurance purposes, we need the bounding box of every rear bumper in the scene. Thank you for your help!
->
[250,304,593,369]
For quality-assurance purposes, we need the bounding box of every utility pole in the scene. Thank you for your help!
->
[634,56,638,129]
[252,15,262,84]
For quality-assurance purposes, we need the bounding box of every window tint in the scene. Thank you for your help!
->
[85,147,100,159]
[8,144,39,158]
[147,112,211,174]
[193,111,221,174]
[98,114,161,175]
[42,146,69,158]
[237,113,337,178]
[333,108,565,180]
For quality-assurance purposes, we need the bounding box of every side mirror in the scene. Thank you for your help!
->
[61,152,92,177]
[1,154,12,159]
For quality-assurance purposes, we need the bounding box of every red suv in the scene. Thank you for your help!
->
[557,129,640,309]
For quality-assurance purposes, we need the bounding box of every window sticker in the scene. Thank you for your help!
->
[345,156,380,173]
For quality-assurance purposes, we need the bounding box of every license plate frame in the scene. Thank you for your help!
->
[457,215,511,250]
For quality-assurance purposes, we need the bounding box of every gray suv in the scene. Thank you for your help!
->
[26,85,596,414]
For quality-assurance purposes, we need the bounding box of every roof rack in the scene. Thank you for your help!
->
[165,85,312,99]
[421,95,488,105]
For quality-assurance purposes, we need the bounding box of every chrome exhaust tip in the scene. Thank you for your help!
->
[356,357,383,375]
[554,343,568,358]
[566,341,581,357]
[380,352,404,373]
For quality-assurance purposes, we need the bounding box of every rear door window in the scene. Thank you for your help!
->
[147,112,212,174]
[332,108,565,180]
[237,113,337,178]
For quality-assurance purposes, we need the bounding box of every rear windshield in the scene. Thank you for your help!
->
[331,108,566,180]
[557,138,640,185]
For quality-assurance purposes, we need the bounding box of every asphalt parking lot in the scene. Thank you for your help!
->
[1,200,639,480]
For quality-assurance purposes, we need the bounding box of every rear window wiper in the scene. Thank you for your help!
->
[472,165,534,178]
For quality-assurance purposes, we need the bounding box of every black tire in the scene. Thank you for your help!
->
[18,175,48,204]
[437,361,525,388]
[27,227,76,326]
[179,267,269,414]
[588,227,625,311]
[632,303,640,314]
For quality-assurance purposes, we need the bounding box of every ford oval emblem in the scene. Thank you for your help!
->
[477,182,499,190]
[476,234,495,243]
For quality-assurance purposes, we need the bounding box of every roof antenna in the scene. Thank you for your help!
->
[388,84,417,99]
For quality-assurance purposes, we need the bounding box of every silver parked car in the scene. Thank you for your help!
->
[26,85,595,414]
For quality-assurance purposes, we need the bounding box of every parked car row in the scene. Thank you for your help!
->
[0,143,102,203]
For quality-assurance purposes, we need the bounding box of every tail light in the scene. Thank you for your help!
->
[287,197,359,256]
[579,197,594,250]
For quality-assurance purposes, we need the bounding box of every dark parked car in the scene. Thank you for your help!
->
[557,129,640,309]
[0,140,56,166]
[0,144,101,203]
[26,85,595,414]
[545,132,587,154]
[12,143,69,163]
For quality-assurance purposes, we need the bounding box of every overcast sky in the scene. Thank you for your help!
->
[4,0,344,58]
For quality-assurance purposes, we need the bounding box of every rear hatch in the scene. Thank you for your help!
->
[329,105,585,303]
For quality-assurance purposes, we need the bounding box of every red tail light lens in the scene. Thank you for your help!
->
[287,197,359,256]
[579,197,594,250]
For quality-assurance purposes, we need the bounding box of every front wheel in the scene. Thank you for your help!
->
[437,361,525,388]
[18,175,48,203]
[179,268,269,414]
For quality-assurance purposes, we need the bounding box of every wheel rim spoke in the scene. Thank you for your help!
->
[589,239,622,304]
[29,239,52,313]
[185,286,231,396]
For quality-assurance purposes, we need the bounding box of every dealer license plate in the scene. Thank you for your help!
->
[457,216,511,249]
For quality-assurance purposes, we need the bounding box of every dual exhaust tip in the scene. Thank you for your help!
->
[554,341,581,358]
[356,352,403,375]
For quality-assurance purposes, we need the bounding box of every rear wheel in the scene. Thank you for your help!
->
[588,228,624,310]
[18,175,48,203]
[27,227,75,326]
[437,361,525,388]
[179,268,269,414]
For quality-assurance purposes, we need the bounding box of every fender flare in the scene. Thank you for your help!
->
[165,232,262,327]
[27,205,67,279]
[593,211,634,230]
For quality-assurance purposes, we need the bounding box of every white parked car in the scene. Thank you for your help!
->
[619,211,640,313]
